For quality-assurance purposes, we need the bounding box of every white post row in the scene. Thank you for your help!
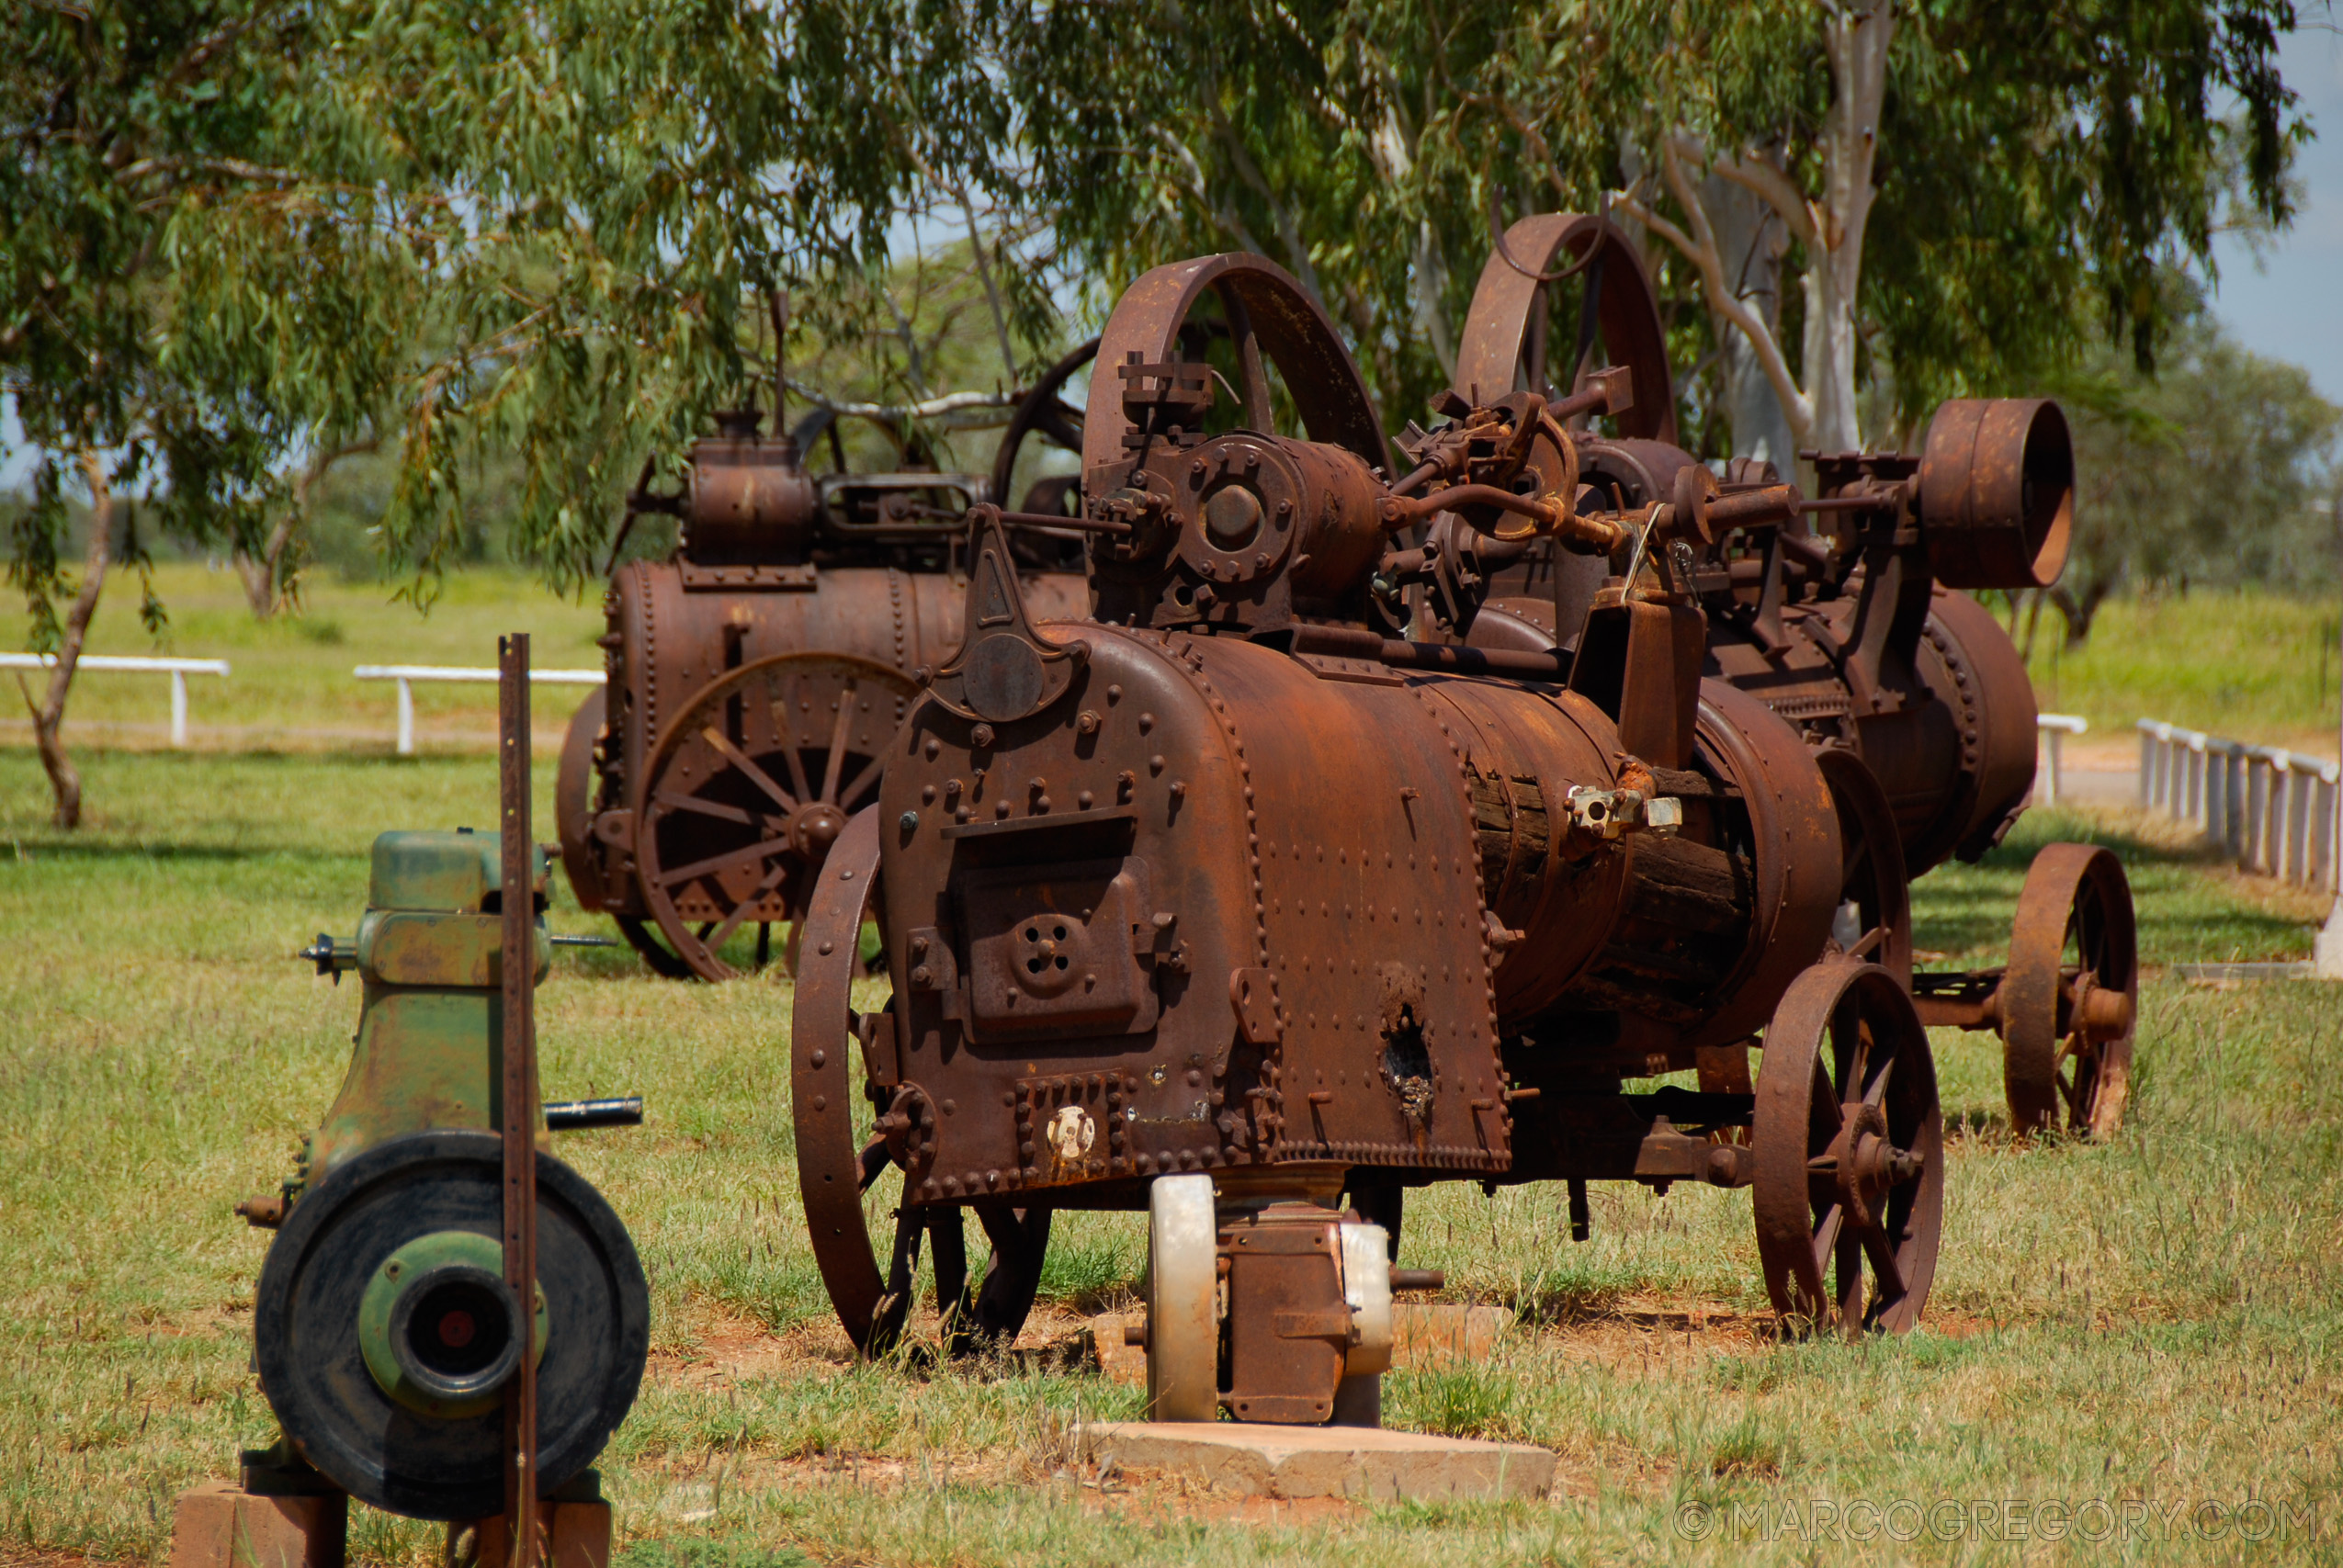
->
[2036,712,2087,805]
[0,653,232,748]
[353,664,603,755]
[2135,717,2341,892]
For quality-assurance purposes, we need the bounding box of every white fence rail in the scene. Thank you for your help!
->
[2137,719,2339,890]
[2036,712,2087,804]
[0,653,231,747]
[354,664,602,755]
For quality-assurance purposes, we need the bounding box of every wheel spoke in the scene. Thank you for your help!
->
[700,858,790,954]
[656,836,790,888]
[765,703,817,803]
[818,687,857,805]
[1847,923,1886,961]
[1861,1050,1898,1110]
[698,726,800,813]
[652,788,758,828]
[1810,1201,1844,1277]
[836,754,886,812]
[1859,1223,1907,1311]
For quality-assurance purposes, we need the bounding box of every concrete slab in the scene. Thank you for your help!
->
[1080,1421,1555,1502]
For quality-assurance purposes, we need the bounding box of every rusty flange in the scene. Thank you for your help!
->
[1753,960,1942,1336]
[2003,842,2137,1138]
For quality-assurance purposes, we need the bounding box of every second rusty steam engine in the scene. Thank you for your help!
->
[788,252,2078,1427]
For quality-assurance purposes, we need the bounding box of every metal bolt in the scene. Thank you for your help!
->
[898,810,919,832]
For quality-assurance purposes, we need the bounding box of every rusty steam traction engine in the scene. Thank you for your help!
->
[553,375,1094,982]
[784,252,2050,1427]
[1402,213,2137,1141]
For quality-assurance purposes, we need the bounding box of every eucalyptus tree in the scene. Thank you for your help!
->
[4,0,1022,826]
[995,1,2307,457]
[1,0,425,825]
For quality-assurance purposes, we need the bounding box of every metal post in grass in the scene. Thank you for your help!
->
[497,634,541,1566]
[2319,613,2343,975]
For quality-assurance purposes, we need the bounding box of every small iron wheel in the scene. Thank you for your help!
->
[1753,960,1944,1337]
[790,807,1051,1358]
[634,652,916,982]
[553,686,611,915]
[1145,1172,1219,1421]
[1815,748,1914,987]
[2003,842,2138,1138]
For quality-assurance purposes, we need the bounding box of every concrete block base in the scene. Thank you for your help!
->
[1080,1421,1555,1502]
[167,1482,346,1568]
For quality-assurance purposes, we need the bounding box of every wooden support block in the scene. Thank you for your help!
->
[462,1498,612,1568]
[168,1482,346,1568]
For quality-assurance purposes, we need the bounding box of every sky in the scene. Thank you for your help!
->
[2207,24,2343,401]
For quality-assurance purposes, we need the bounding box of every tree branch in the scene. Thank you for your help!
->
[1618,145,1813,441]
[1698,139,1817,248]
[783,379,1021,425]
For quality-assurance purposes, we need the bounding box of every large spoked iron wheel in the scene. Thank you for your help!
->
[790,807,1052,1359]
[1816,749,1914,987]
[992,337,1095,533]
[2003,843,2137,1139]
[1454,211,1679,442]
[1754,960,1944,1337]
[633,653,917,982]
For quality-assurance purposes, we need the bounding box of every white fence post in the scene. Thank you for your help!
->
[2137,716,2342,891]
[0,653,229,748]
[2036,714,2087,805]
[356,664,603,755]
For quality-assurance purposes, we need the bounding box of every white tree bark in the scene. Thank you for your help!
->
[1614,3,1895,456]
[1702,169,1797,467]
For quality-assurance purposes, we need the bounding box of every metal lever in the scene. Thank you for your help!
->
[544,1096,644,1131]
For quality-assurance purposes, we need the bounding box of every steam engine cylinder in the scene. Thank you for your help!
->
[872,624,1838,1201]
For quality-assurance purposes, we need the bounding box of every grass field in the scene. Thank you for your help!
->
[7,567,2342,766]
[3,725,2339,1567]
[4,576,2341,1565]
[2021,589,2343,753]
[0,563,603,756]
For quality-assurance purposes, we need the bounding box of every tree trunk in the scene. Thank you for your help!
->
[235,436,375,617]
[1701,170,1796,468]
[1803,3,1893,454]
[24,453,113,829]
[1625,6,1893,457]
[2050,581,2111,649]
[237,509,298,617]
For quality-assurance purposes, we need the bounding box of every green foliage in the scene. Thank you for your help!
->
[994,0,2307,446]
[0,0,428,631]
[1869,1,2308,410]
[332,0,1032,591]
[2045,292,2341,639]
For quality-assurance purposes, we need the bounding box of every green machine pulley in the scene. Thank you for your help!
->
[244,829,649,1523]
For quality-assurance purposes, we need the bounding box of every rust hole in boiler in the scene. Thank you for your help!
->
[1380,1004,1434,1127]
